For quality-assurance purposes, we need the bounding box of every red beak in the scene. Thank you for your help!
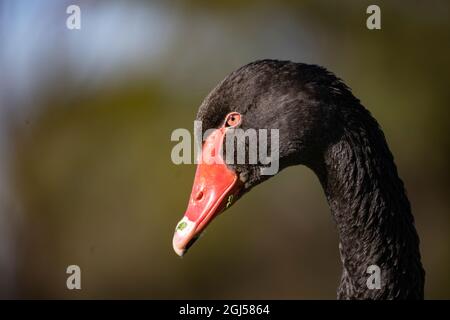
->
[172,127,241,256]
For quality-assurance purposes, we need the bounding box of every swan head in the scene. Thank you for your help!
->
[172,59,344,256]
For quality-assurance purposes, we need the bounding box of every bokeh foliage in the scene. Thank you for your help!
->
[1,0,449,298]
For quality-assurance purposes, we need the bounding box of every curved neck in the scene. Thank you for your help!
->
[313,110,424,299]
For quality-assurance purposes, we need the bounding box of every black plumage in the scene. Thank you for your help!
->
[196,59,425,299]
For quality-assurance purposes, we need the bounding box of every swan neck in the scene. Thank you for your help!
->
[315,119,424,299]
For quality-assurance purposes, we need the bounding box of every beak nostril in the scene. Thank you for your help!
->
[195,191,204,201]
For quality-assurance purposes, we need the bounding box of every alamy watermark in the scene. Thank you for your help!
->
[171,121,280,176]
[366,5,381,30]
[66,5,81,30]
[66,265,81,290]
[366,264,381,290]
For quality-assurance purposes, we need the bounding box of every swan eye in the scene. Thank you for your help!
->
[226,112,241,127]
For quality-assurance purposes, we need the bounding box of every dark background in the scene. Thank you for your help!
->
[0,0,448,299]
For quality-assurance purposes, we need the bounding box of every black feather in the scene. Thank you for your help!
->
[197,59,425,299]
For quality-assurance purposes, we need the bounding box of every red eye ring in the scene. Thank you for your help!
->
[225,112,241,127]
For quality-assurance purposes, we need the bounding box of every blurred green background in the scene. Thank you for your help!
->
[0,0,449,299]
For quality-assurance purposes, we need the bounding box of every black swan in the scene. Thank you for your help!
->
[172,60,425,299]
